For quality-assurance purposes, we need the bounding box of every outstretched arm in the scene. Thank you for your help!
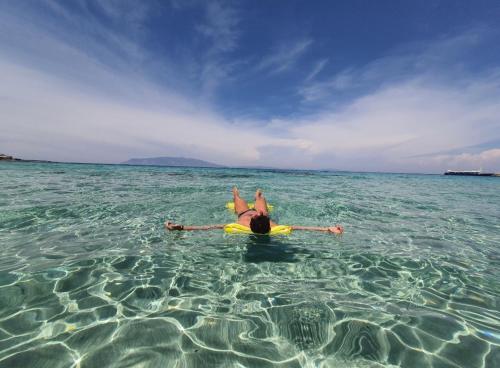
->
[165,221,225,231]
[291,225,344,234]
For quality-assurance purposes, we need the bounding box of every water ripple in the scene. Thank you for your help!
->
[0,163,499,367]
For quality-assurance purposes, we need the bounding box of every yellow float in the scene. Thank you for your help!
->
[224,223,292,235]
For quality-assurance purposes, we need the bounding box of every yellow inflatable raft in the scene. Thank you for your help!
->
[224,223,292,235]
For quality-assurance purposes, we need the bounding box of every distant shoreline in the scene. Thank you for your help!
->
[2,155,499,176]
[0,159,464,176]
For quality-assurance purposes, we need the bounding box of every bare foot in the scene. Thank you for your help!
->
[255,188,263,199]
[232,186,239,197]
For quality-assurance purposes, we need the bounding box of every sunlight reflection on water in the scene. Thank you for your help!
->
[0,162,499,367]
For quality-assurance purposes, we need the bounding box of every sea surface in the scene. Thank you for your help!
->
[0,162,499,368]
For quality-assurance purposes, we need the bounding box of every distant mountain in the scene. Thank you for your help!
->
[121,156,224,168]
[239,165,278,170]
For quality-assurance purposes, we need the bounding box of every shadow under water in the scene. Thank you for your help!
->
[243,236,308,263]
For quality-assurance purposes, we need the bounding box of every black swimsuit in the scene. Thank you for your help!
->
[238,209,257,218]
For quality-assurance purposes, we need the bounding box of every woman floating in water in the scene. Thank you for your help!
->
[165,187,344,235]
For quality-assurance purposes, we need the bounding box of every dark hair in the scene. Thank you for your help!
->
[250,214,271,234]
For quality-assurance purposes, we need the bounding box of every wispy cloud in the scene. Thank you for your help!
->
[305,58,328,82]
[96,0,152,26]
[195,1,241,99]
[298,28,495,104]
[299,69,355,102]
[256,38,313,74]
[197,1,239,53]
[41,0,150,65]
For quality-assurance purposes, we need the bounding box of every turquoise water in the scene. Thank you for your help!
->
[0,162,499,368]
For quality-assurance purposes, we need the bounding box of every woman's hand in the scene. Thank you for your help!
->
[328,225,344,234]
[165,221,184,230]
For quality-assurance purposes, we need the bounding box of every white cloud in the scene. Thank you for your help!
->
[0,59,305,166]
[286,75,500,172]
[430,149,500,172]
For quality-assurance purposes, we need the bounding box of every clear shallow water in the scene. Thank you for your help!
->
[0,162,499,368]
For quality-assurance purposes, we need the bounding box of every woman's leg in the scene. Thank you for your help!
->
[253,189,269,215]
[233,187,249,214]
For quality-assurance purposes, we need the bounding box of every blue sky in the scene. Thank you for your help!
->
[1,0,500,172]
